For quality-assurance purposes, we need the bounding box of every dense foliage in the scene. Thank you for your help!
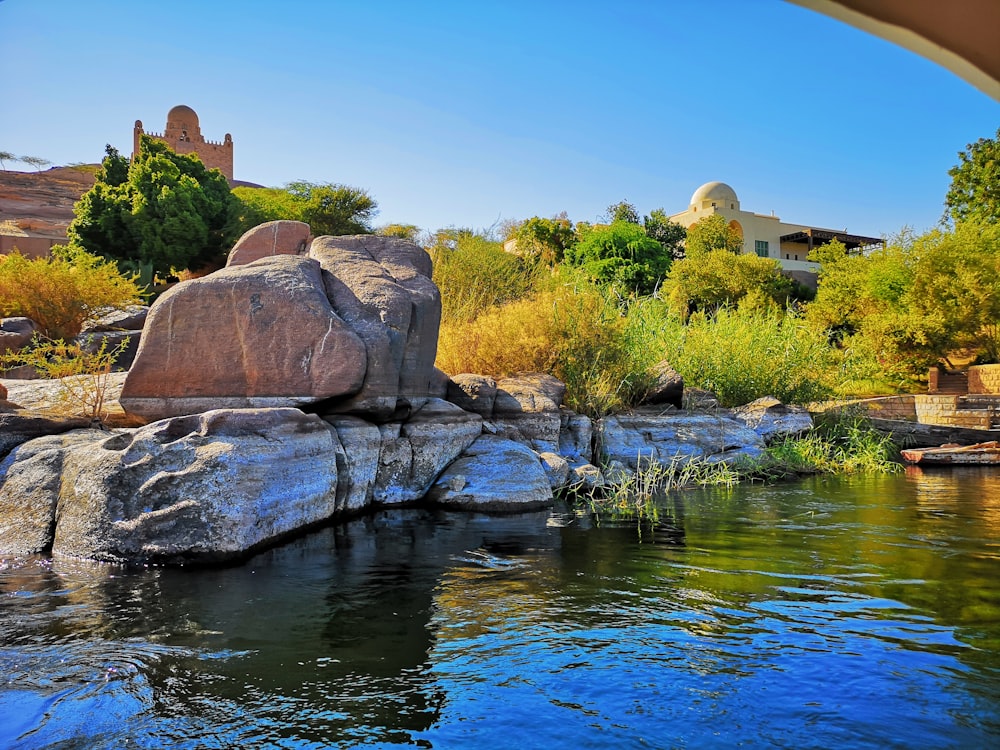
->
[566,220,671,296]
[0,245,142,340]
[68,139,239,279]
[945,127,1000,226]
[232,181,377,237]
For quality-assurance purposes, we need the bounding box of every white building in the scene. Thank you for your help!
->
[669,182,883,287]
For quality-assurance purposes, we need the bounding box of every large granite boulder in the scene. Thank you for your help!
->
[227,220,312,267]
[311,235,441,421]
[74,330,141,372]
[598,411,765,472]
[120,256,367,419]
[0,408,342,563]
[730,397,813,443]
[427,435,553,511]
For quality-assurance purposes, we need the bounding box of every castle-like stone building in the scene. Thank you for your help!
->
[133,105,233,182]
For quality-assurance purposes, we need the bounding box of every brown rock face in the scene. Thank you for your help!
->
[120,255,366,419]
[311,235,441,420]
[226,220,312,267]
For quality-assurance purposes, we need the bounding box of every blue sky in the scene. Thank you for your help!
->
[1,0,997,237]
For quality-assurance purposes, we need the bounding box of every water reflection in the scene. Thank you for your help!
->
[2,474,1000,748]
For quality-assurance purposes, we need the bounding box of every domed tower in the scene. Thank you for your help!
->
[689,181,740,211]
[163,105,202,143]
[133,105,235,182]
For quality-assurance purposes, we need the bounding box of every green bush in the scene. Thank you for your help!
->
[632,304,835,407]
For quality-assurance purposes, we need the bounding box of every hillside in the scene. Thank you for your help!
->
[0,166,96,237]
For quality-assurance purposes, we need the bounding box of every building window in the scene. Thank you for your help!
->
[755,240,769,257]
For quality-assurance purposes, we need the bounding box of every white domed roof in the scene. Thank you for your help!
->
[690,181,739,207]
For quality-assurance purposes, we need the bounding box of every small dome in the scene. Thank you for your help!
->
[167,104,199,127]
[690,181,739,208]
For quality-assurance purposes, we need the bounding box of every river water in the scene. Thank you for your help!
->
[2,468,1000,749]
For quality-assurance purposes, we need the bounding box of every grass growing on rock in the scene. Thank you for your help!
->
[582,412,900,522]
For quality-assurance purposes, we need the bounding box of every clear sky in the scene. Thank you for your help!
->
[1,0,997,237]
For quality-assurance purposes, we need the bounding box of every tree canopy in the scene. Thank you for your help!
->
[945,127,1000,227]
[684,214,744,257]
[567,220,670,295]
[231,180,378,237]
[664,249,797,315]
[511,215,576,265]
[68,137,239,279]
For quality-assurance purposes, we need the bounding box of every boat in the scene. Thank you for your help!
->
[901,441,1000,465]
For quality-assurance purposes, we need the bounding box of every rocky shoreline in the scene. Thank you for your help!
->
[0,225,812,565]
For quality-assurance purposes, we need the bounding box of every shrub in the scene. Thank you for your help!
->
[436,279,644,416]
[430,231,541,323]
[0,246,142,340]
[0,335,131,421]
[636,305,835,407]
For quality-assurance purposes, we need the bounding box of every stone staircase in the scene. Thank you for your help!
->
[933,370,968,394]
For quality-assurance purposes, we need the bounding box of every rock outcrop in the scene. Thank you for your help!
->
[598,411,766,473]
[0,409,341,563]
[311,235,441,420]
[227,220,312,267]
[427,435,553,511]
[730,396,813,443]
[120,255,367,419]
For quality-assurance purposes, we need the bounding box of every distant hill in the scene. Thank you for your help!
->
[0,166,97,240]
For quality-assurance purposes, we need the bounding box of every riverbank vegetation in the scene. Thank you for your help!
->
[584,410,901,521]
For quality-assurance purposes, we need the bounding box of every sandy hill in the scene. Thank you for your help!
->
[0,167,97,240]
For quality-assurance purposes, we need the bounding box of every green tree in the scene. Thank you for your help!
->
[566,220,670,295]
[664,249,796,314]
[231,181,378,237]
[512,215,576,265]
[684,214,744,257]
[377,223,421,242]
[945,127,1000,226]
[606,200,641,225]
[0,151,14,170]
[643,208,687,260]
[68,135,239,279]
[286,181,378,235]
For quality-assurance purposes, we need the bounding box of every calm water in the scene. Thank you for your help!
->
[2,468,1000,749]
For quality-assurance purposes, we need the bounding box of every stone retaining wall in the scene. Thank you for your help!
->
[914,395,992,429]
[968,365,1000,395]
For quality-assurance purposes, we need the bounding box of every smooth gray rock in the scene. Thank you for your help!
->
[538,451,571,489]
[730,397,813,443]
[0,412,93,459]
[372,398,482,504]
[427,435,553,511]
[0,430,108,556]
[325,415,381,512]
[488,373,565,453]
[0,408,342,564]
[0,317,38,354]
[446,373,497,418]
[81,305,149,333]
[598,412,765,472]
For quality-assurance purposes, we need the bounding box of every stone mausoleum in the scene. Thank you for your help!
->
[133,105,234,182]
